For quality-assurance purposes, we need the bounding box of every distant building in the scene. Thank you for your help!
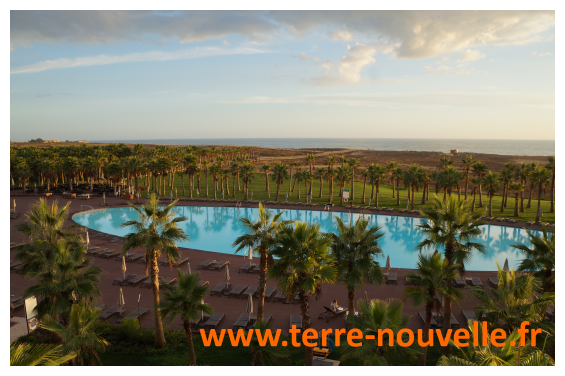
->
[44,140,60,143]
[450,149,459,154]
[77,140,89,143]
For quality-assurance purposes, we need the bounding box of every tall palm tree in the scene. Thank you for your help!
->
[469,265,554,335]
[240,163,255,200]
[369,164,386,207]
[343,299,418,366]
[530,167,551,222]
[326,167,336,204]
[526,162,540,208]
[500,168,513,212]
[502,162,516,207]
[271,162,289,202]
[41,301,110,366]
[120,194,188,348]
[158,270,213,366]
[325,156,335,170]
[314,167,326,199]
[514,162,530,213]
[268,222,336,366]
[545,156,555,213]
[386,162,398,197]
[123,155,143,194]
[512,225,554,292]
[438,156,453,170]
[437,323,554,366]
[293,171,304,200]
[10,343,76,366]
[261,164,271,198]
[209,163,221,199]
[360,169,369,203]
[348,158,360,200]
[336,166,352,205]
[404,253,463,365]
[183,154,198,196]
[202,161,211,197]
[482,171,501,217]
[508,182,525,217]
[392,167,404,206]
[472,162,488,206]
[469,177,481,212]
[290,162,301,192]
[303,170,313,201]
[233,204,291,321]
[330,217,385,315]
[403,164,424,210]
[306,153,315,195]
[416,197,486,354]
[460,155,476,200]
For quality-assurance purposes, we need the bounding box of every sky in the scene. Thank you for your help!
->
[9,10,555,142]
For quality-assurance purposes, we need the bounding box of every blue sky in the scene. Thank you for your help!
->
[10,10,555,141]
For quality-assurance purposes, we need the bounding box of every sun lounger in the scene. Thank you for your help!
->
[242,285,258,298]
[290,315,303,330]
[189,312,211,326]
[126,253,144,263]
[233,313,252,329]
[454,278,466,287]
[249,264,261,274]
[102,250,123,259]
[89,248,108,256]
[159,256,190,266]
[140,276,177,288]
[10,295,23,303]
[386,272,398,285]
[506,218,517,223]
[116,307,150,323]
[239,262,256,273]
[273,291,288,303]
[113,274,136,285]
[526,221,535,225]
[228,284,248,298]
[419,312,439,328]
[209,260,230,271]
[471,277,483,288]
[439,313,460,330]
[95,302,107,311]
[264,287,276,301]
[210,283,229,297]
[127,274,149,286]
[99,305,126,320]
[11,264,24,273]
[250,314,272,328]
[488,278,499,287]
[11,299,24,310]
[495,217,504,222]
[198,259,217,270]
[85,246,100,254]
[318,305,349,323]
[10,261,22,268]
[485,216,494,221]
[204,313,225,329]
[462,310,476,323]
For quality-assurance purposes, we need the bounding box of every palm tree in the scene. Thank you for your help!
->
[10,343,76,366]
[120,194,188,348]
[306,153,315,195]
[314,167,326,199]
[290,162,301,192]
[342,299,418,366]
[500,168,513,212]
[62,156,81,191]
[268,222,336,366]
[261,164,271,198]
[183,154,198,196]
[392,167,404,206]
[249,320,291,365]
[158,270,213,366]
[336,166,352,205]
[515,162,530,213]
[526,162,540,208]
[22,240,103,325]
[348,158,360,200]
[303,170,313,201]
[460,155,476,200]
[233,204,292,321]
[472,162,487,206]
[360,169,369,203]
[271,162,289,202]
[123,155,143,194]
[325,156,335,170]
[403,164,424,210]
[404,253,463,365]
[469,265,554,335]
[386,162,398,197]
[202,161,211,196]
[512,225,554,292]
[293,171,304,200]
[502,162,516,207]
[326,167,336,204]
[546,156,555,213]
[41,301,110,366]
[416,197,485,354]
[369,164,386,207]
[508,182,525,217]
[240,163,255,200]
[530,167,551,222]
[437,323,554,366]
[438,156,453,170]
[210,163,221,199]
[329,217,385,315]
[482,171,501,217]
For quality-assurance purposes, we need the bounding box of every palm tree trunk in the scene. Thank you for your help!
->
[297,182,301,200]
[347,289,355,315]
[351,174,355,200]
[478,183,483,206]
[183,321,197,366]
[244,182,249,200]
[319,177,323,198]
[488,194,493,217]
[392,179,395,198]
[464,172,469,200]
[411,186,415,210]
[232,175,236,197]
[471,189,476,212]
[370,182,375,200]
[266,175,270,198]
[329,179,333,203]
[520,191,525,212]
[362,178,366,204]
[527,183,533,208]
[421,184,426,204]
[396,178,400,206]
[374,181,379,207]
[419,305,433,365]
[151,251,166,348]
[514,193,519,217]
[536,185,542,222]
[276,183,280,202]
[205,171,209,196]
[299,291,313,366]
[500,186,505,212]
[288,169,292,191]
[181,174,185,196]
[257,248,267,322]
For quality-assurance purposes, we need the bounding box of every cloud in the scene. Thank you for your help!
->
[295,52,318,61]
[537,52,553,57]
[530,51,538,56]
[218,92,554,109]
[222,40,230,46]
[422,65,485,76]
[11,11,555,59]
[457,49,485,62]
[10,46,268,74]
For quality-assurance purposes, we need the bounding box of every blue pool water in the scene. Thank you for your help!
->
[73,206,535,271]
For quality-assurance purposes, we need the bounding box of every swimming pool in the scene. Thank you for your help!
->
[73,206,534,271]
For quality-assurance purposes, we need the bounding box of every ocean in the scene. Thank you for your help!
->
[90,138,555,157]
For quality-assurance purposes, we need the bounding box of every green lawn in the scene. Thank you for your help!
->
[134,173,554,224]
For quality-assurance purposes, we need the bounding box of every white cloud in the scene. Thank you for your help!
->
[457,49,485,62]
[297,52,318,61]
[530,51,538,56]
[10,46,268,74]
[537,52,553,57]
[222,40,230,46]
[422,65,485,76]
[11,11,555,59]
[218,92,554,109]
